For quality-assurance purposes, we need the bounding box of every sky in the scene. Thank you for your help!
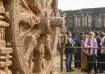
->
[58,0,105,10]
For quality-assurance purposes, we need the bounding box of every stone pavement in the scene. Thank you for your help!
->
[53,54,105,74]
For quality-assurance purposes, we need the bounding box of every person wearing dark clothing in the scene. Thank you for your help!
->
[65,32,74,72]
[95,32,101,69]
[75,32,84,69]
[98,33,105,73]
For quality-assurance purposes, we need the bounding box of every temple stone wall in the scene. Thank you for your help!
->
[65,7,105,32]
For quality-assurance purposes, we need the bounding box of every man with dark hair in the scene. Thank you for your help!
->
[98,32,105,73]
[75,32,84,69]
[95,31,101,70]
[65,32,75,72]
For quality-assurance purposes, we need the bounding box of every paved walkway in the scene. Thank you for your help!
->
[53,54,105,74]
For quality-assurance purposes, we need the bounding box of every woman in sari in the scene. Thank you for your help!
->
[81,32,88,72]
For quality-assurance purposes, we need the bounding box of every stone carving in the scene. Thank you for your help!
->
[9,0,65,74]
[0,0,13,74]
[0,0,65,74]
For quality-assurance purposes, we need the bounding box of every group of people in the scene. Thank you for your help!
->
[65,31,105,74]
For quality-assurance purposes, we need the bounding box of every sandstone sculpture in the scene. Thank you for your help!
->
[0,0,13,74]
[0,0,65,74]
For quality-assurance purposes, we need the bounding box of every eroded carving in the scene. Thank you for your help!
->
[0,0,66,74]
[0,0,13,74]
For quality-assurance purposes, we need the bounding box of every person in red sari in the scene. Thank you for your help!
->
[84,31,98,74]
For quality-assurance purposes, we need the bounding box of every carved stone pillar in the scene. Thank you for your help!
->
[74,15,77,28]
[103,13,105,27]
[81,15,84,28]
[0,22,13,74]
[77,15,81,28]
[98,14,102,28]
[0,0,13,74]
[84,14,87,28]
[88,14,92,28]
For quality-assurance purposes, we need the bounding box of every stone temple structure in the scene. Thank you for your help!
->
[0,0,66,74]
[65,7,105,33]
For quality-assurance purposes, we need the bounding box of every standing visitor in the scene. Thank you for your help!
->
[81,32,88,72]
[95,31,101,70]
[65,32,75,72]
[75,32,84,69]
[98,32,105,73]
[84,31,98,74]
[72,33,78,69]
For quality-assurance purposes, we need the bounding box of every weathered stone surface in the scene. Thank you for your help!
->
[0,0,13,74]
[65,7,105,32]
[0,0,66,74]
